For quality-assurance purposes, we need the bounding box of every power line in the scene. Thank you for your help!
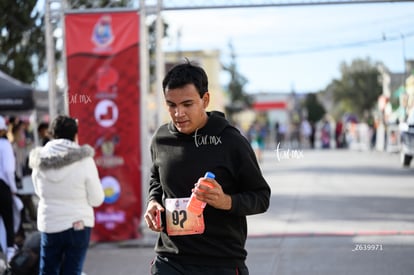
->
[152,0,414,11]
[233,30,414,58]
[155,1,414,58]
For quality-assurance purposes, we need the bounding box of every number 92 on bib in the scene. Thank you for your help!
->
[165,198,205,236]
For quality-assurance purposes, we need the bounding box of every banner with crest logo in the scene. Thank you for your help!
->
[65,11,141,241]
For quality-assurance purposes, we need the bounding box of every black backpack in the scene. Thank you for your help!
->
[4,248,38,275]
[2,232,40,275]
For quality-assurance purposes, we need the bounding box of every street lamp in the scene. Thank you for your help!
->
[401,32,407,93]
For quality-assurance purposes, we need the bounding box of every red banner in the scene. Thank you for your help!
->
[65,11,141,241]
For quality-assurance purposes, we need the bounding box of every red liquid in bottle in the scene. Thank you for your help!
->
[187,172,215,215]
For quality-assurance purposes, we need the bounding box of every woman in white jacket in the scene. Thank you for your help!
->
[29,115,104,275]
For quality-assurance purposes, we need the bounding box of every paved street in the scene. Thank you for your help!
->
[83,149,414,275]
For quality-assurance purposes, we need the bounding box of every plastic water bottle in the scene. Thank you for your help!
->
[186,172,215,215]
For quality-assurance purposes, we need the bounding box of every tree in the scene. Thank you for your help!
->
[326,58,382,120]
[68,0,131,9]
[1,0,166,87]
[303,93,326,123]
[0,0,45,84]
[222,41,251,122]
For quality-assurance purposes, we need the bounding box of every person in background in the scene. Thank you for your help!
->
[0,115,18,262]
[247,120,267,163]
[6,116,17,141]
[11,121,38,247]
[11,121,26,189]
[335,120,344,148]
[309,121,316,149]
[37,122,51,146]
[300,118,312,149]
[321,119,331,149]
[144,61,271,275]
[274,121,280,147]
[29,115,104,275]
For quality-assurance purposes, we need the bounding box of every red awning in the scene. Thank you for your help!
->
[252,101,287,111]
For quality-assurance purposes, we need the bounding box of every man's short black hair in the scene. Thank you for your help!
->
[50,115,78,141]
[162,59,208,98]
[37,122,49,132]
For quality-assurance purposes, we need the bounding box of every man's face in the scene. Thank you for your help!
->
[164,83,209,135]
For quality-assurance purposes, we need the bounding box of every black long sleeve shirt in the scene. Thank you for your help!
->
[147,111,271,268]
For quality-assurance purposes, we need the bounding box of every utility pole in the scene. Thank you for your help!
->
[139,0,151,234]
[155,0,165,128]
[61,0,69,115]
[45,0,57,121]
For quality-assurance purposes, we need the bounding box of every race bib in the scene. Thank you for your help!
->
[165,198,205,236]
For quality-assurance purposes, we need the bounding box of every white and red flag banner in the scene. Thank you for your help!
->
[65,11,141,241]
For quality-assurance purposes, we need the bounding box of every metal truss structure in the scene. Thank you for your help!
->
[44,0,414,117]
[148,0,414,11]
[46,0,414,17]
